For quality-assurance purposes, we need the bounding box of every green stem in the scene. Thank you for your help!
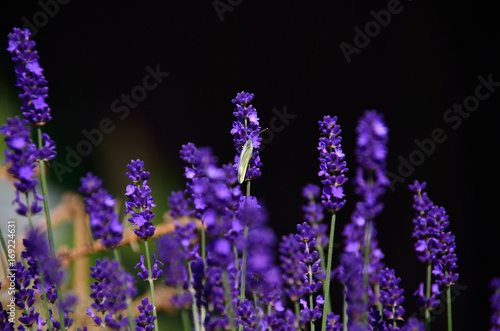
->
[144,240,160,331]
[321,212,337,331]
[35,127,67,330]
[223,271,236,331]
[201,221,206,266]
[316,231,331,314]
[362,221,372,323]
[36,127,56,258]
[181,309,192,331]
[239,224,249,302]
[425,262,432,331]
[446,285,452,331]
[294,300,300,328]
[238,181,251,331]
[342,289,348,331]
[187,262,201,331]
[113,248,135,331]
[307,245,315,331]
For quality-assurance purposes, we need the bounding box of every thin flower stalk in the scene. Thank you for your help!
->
[317,115,348,331]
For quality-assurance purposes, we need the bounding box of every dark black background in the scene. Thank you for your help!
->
[1,1,498,330]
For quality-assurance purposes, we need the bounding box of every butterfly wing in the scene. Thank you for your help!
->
[238,139,253,184]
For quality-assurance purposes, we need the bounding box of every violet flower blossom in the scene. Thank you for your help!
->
[136,298,156,331]
[7,28,51,125]
[377,267,405,324]
[295,222,323,327]
[22,228,63,304]
[353,109,389,220]
[490,278,500,330]
[125,159,156,239]
[231,91,263,183]
[0,116,43,216]
[87,258,136,329]
[79,172,123,248]
[409,180,459,307]
[318,115,348,212]
[0,286,15,330]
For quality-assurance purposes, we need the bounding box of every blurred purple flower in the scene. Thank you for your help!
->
[79,172,123,248]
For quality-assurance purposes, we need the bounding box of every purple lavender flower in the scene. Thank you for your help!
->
[340,252,366,329]
[79,172,123,248]
[414,282,441,311]
[7,28,51,125]
[325,312,343,331]
[353,110,389,220]
[1,116,43,216]
[22,228,63,304]
[136,298,156,331]
[279,234,305,302]
[401,317,425,330]
[318,115,348,212]
[0,290,15,330]
[427,207,459,288]
[10,261,39,329]
[179,143,241,237]
[490,278,500,330]
[156,232,191,309]
[377,268,405,323]
[231,91,263,183]
[295,222,323,327]
[135,254,164,280]
[88,258,136,329]
[125,159,156,239]
[409,180,459,306]
[302,184,325,225]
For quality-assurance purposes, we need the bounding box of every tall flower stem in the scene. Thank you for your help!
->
[36,126,65,330]
[144,240,160,331]
[425,262,432,331]
[239,180,251,303]
[37,127,56,257]
[316,237,331,314]
[306,242,316,331]
[321,212,337,331]
[447,285,452,331]
[187,262,201,331]
[362,221,372,323]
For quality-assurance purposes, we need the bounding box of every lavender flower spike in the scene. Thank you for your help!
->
[0,116,43,216]
[7,28,51,125]
[490,278,500,330]
[79,172,123,248]
[318,115,348,212]
[125,159,156,239]
[231,91,263,183]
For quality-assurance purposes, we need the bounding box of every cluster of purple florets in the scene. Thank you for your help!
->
[318,115,348,212]
[1,28,56,217]
[79,172,123,248]
[409,181,459,308]
[231,91,263,183]
[125,159,157,239]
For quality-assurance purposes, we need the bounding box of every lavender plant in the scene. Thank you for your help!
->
[2,26,494,331]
